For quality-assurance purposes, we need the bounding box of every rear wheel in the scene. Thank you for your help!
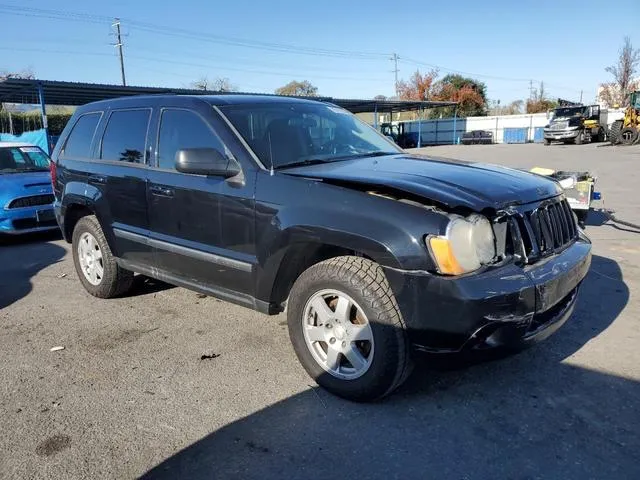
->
[72,215,134,298]
[609,120,623,144]
[593,127,606,142]
[287,256,412,402]
[619,127,639,146]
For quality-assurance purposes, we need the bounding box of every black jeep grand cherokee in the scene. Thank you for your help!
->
[52,95,591,401]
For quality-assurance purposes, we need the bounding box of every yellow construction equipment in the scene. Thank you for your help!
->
[609,90,640,145]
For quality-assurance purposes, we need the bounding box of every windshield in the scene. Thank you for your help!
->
[219,102,401,169]
[552,107,584,119]
[0,146,50,174]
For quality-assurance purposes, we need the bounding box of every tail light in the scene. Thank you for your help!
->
[50,160,57,188]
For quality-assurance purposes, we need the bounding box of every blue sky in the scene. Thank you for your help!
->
[1,0,638,104]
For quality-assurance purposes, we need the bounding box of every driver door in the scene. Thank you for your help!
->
[146,102,255,297]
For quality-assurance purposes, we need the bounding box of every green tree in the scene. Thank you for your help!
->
[275,80,318,97]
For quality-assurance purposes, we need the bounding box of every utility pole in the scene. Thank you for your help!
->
[529,80,534,100]
[390,53,399,98]
[112,18,126,86]
[580,90,583,103]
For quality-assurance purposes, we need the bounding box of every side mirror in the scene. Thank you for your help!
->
[175,148,240,177]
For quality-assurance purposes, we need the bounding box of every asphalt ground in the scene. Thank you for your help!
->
[1,143,639,479]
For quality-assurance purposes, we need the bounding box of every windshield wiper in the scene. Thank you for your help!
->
[339,151,397,159]
[275,159,329,170]
[276,152,397,170]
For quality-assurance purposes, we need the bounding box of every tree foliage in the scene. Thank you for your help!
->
[275,80,318,97]
[526,81,557,113]
[397,70,438,101]
[397,70,487,117]
[0,111,71,135]
[600,37,640,107]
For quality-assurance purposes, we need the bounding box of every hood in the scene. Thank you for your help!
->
[0,171,52,204]
[281,154,563,210]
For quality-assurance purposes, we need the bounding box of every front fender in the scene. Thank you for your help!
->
[253,173,450,302]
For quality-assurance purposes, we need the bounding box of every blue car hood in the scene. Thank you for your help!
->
[0,171,52,205]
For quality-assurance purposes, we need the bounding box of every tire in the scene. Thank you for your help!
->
[591,127,606,143]
[72,215,134,298]
[287,256,412,402]
[574,131,583,145]
[619,127,639,146]
[609,120,623,144]
[543,138,551,146]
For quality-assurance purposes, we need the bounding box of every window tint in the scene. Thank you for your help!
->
[101,109,150,163]
[63,112,101,158]
[20,147,50,168]
[0,148,49,173]
[157,109,228,170]
[220,103,399,169]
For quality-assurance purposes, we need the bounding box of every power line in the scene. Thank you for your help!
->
[128,54,389,82]
[0,3,587,97]
[0,4,389,60]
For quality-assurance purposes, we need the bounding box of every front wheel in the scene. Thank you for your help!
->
[72,215,134,298]
[543,138,551,146]
[287,256,412,402]
[574,131,584,145]
[609,120,623,144]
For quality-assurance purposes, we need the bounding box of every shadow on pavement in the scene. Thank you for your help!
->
[141,254,636,479]
[0,231,66,309]
[586,210,640,234]
[127,275,175,298]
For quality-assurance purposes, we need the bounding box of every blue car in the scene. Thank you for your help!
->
[0,142,58,235]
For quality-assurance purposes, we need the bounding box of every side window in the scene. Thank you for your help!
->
[100,109,151,163]
[10,148,27,165]
[63,112,101,158]
[157,109,228,170]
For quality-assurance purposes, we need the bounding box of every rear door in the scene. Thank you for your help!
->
[94,107,153,266]
[146,100,256,301]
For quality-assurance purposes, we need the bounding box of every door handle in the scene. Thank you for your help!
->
[88,175,107,185]
[149,185,174,197]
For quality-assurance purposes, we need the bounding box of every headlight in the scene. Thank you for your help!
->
[427,214,496,275]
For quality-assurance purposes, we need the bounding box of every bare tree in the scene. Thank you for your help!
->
[191,76,210,91]
[0,68,35,80]
[604,36,640,106]
[211,77,237,92]
[191,76,238,92]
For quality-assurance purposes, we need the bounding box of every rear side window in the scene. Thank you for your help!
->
[63,112,101,158]
[100,109,151,163]
[157,109,228,170]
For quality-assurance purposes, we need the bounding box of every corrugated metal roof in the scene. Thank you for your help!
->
[0,79,456,113]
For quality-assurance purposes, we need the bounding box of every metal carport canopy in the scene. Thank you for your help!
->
[0,78,457,113]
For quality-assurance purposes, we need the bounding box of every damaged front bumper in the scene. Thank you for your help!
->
[383,237,592,354]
